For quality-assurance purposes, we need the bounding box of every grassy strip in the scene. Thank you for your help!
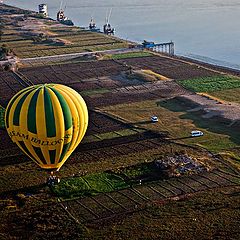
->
[177,75,240,92]
[80,88,110,96]
[197,92,225,103]
[106,51,154,60]
[82,128,145,143]
[141,69,170,81]
[0,106,5,128]
[207,88,240,104]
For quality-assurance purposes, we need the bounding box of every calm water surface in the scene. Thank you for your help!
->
[6,0,240,69]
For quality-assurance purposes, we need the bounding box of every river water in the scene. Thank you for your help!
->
[5,0,240,70]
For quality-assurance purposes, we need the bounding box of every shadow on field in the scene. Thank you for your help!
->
[158,97,240,145]
[169,136,194,140]
[130,120,153,125]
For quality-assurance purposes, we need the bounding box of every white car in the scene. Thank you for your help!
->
[151,116,158,123]
[191,130,204,137]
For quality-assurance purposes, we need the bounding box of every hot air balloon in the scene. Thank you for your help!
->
[5,84,88,173]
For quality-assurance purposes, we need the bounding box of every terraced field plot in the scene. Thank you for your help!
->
[61,169,240,223]
[0,19,128,58]
[0,61,130,106]
[86,81,188,108]
[0,72,24,106]
[19,60,129,85]
[117,56,218,80]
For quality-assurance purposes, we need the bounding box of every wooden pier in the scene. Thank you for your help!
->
[150,41,174,55]
[141,41,175,56]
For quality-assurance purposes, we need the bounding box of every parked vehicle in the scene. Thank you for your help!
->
[191,130,204,137]
[151,116,158,123]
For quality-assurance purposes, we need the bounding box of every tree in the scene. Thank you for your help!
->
[0,24,4,41]
[0,44,11,60]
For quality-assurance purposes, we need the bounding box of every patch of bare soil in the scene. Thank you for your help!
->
[181,94,240,121]
[54,38,72,45]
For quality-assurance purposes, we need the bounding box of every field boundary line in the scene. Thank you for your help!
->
[76,200,100,219]
[58,200,81,224]
[104,193,127,210]
[90,196,115,214]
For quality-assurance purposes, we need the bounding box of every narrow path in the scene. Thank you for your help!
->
[20,48,142,65]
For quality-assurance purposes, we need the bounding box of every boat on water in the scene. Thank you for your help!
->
[87,18,100,32]
[57,9,74,26]
[103,23,114,35]
[57,1,74,26]
[103,8,115,35]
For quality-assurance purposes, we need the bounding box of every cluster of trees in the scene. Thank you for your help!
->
[32,33,65,46]
[32,33,56,44]
[32,33,48,43]
[0,23,4,41]
[0,44,12,60]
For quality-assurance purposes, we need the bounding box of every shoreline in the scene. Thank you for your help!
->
[175,55,240,77]
[2,2,240,72]
[0,3,239,75]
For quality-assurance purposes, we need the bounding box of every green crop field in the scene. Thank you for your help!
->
[177,75,240,92]
[52,172,129,198]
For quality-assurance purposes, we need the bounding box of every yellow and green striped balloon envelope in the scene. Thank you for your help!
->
[5,84,88,170]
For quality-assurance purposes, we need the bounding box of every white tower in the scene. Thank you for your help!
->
[38,4,48,17]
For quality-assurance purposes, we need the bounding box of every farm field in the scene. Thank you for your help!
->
[177,75,240,93]
[103,51,154,60]
[0,58,239,239]
[117,56,219,80]
[0,4,240,237]
[207,88,240,104]
[0,7,129,59]
[58,169,240,221]
[103,98,240,153]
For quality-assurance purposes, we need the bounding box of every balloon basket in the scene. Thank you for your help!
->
[46,171,60,187]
